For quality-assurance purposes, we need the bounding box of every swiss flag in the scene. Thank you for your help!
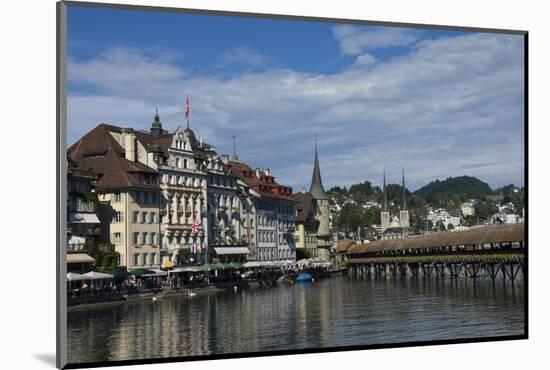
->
[185,96,190,119]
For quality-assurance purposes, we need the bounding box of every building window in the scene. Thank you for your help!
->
[143,253,149,265]
[142,212,148,224]
[183,159,188,169]
[112,232,122,245]
[176,158,180,168]
[132,211,139,223]
[113,211,123,223]
[151,232,157,245]
[113,193,122,202]
[133,232,139,244]
[142,232,147,245]
[134,253,140,266]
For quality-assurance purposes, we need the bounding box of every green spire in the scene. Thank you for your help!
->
[151,107,163,136]
[402,165,407,210]
[309,135,328,200]
[383,168,388,212]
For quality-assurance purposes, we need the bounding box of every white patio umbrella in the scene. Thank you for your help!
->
[66,272,84,281]
[82,271,114,280]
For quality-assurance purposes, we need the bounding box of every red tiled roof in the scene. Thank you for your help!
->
[228,161,294,201]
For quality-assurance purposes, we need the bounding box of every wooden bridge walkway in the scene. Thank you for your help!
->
[344,224,525,280]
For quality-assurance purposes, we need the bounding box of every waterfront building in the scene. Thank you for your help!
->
[68,124,162,269]
[294,139,332,258]
[66,158,102,273]
[154,116,214,267]
[229,161,296,261]
[67,157,101,252]
[206,154,251,263]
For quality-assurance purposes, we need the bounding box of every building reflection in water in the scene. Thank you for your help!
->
[67,277,525,364]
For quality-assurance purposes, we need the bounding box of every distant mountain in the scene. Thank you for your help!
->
[414,176,492,202]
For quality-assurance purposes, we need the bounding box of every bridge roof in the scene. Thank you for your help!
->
[347,224,525,255]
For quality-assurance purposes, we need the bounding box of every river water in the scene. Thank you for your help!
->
[67,276,525,365]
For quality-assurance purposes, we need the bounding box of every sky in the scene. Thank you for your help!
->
[67,6,525,192]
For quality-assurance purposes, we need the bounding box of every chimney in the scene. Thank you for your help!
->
[255,168,261,178]
[302,187,307,194]
[264,167,270,176]
[124,132,136,162]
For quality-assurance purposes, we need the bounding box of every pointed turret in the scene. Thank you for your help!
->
[399,165,410,230]
[380,167,391,233]
[150,107,163,136]
[309,136,329,200]
[401,166,407,210]
[382,168,388,211]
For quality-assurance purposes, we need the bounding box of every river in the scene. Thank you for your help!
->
[67,276,525,365]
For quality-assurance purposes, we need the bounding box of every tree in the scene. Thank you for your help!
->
[475,200,499,221]
[334,203,369,233]
[501,195,513,205]
[447,223,455,231]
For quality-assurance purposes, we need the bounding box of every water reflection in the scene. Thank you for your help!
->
[68,277,525,364]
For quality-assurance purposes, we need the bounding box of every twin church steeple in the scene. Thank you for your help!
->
[381,167,409,233]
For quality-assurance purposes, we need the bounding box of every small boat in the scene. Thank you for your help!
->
[296,273,313,283]
[277,275,295,285]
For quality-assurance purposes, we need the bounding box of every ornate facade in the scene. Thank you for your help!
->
[157,123,211,266]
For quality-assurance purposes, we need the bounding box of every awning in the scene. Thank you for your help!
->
[67,253,95,264]
[68,236,86,246]
[68,212,100,224]
[82,271,114,280]
[130,268,156,277]
[66,272,84,281]
[213,247,250,255]
[171,266,202,273]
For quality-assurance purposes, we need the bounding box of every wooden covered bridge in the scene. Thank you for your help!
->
[344,224,525,280]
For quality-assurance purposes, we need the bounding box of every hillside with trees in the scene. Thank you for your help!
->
[328,175,524,238]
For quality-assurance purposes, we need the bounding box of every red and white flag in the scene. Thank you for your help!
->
[185,96,190,120]
[191,219,201,235]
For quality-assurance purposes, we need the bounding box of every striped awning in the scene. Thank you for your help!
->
[213,247,250,255]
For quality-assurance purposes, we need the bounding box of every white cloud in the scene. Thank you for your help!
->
[68,32,524,191]
[332,25,419,55]
[353,53,377,67]
[217,47,268,68]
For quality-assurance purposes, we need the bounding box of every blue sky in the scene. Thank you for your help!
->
[67,5,525,192]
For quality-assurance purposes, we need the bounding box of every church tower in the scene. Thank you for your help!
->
[399,167,410,229]
[150,107,164,136]
[309,136,331,254]
[381,168,391,233]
